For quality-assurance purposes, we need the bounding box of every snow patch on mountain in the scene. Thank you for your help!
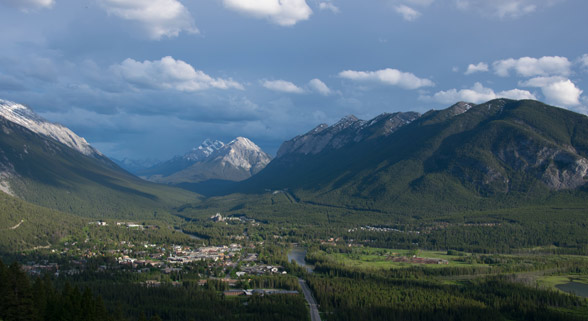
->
[0,99,100,157]
[144,136,271,183]
[184,139,225,161]
[217,137,271,173]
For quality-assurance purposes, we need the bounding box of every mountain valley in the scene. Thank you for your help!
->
[1,98,588,321]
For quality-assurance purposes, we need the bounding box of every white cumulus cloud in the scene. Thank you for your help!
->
[493,56,571,77]
[308,78,332,95]
[222,0,312,26]
[394,5,421,21]
[319,2,339,13]
[339,68,434,90]
[464,62,489,75]
[112,56,243,91]
[424,82,536,104]
[0,0,54,11]
[521,76,583,106]
[98,0,198,39]
[262,80,305,93]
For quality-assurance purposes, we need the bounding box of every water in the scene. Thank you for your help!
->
[556,281,588,298]
[287,247,314,273]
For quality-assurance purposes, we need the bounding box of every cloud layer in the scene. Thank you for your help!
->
[262,80,305,93]
[319,2,339,13]
[425,82,536,104]
[465,62,489,75]
[394,5,421,21]
[0,0,54,11]
[98,0,198,39]
[521,76,583,106]
[493,56,571,77]
[455,0,556,18]
[112,56,243,91]
[308,78,332,95]
[339,68,434,89]
[222,0,312,26]
[579,54,588,70]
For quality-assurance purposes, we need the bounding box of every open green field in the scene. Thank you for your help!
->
[308,245,588,278]
[539,275,588,292]
[318,247,488,269]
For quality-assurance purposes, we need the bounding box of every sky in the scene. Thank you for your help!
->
[0,0,587,161]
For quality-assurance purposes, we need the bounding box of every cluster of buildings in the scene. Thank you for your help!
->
[239,264,287,275]
[347,226,420,234]
[165,244,242,264]
[210,213,258,224]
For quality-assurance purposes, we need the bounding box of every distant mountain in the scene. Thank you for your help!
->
[0,99,198,219]
[184,138,226,161]
[137,139,226,177]
[112,157,160,174]
[142,137,271,184]
[239,99,588,214]
[276,111,420,158]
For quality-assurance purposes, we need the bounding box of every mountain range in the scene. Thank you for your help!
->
[2,98,588,219]
[2,97,587,255]
[238,99,588,214]
[137,137,272,185]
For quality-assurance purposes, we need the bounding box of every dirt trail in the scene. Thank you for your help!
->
[8,219,24,230]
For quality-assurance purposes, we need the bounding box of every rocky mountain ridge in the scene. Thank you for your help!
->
[276,111,420,158]
[142,137,271,184]
[240,99,588,212]
[0,99,101,157]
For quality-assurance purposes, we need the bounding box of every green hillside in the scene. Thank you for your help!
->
[0,117,200,220]
[0,191,85,253]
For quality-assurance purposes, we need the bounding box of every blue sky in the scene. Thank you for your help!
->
[1,0,587,160]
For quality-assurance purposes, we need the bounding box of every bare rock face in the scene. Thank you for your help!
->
[150,137,272,183]
[213,137,272,176]
[541,153,588,190]
[494,138,588,191]
[276,112,420,158]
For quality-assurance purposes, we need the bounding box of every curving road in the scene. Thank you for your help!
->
[299,278,321,321]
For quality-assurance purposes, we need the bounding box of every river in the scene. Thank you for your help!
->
[287,246,314,273]
[556,281,588,298]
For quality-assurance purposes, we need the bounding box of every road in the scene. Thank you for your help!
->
[299,278,321,321]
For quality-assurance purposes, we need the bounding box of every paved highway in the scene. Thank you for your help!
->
[299,278,321,321]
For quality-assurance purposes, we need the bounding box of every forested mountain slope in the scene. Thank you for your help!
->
[0,100,199,219]
[239,99,588,214]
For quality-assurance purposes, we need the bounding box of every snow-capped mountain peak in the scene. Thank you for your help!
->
[228,137,263,152]
[143,136,272,184]
[0,99,101,157]
[213,137,271,172]
[184,139,225,161]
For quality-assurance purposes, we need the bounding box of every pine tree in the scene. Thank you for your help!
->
[3,262,35,321]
